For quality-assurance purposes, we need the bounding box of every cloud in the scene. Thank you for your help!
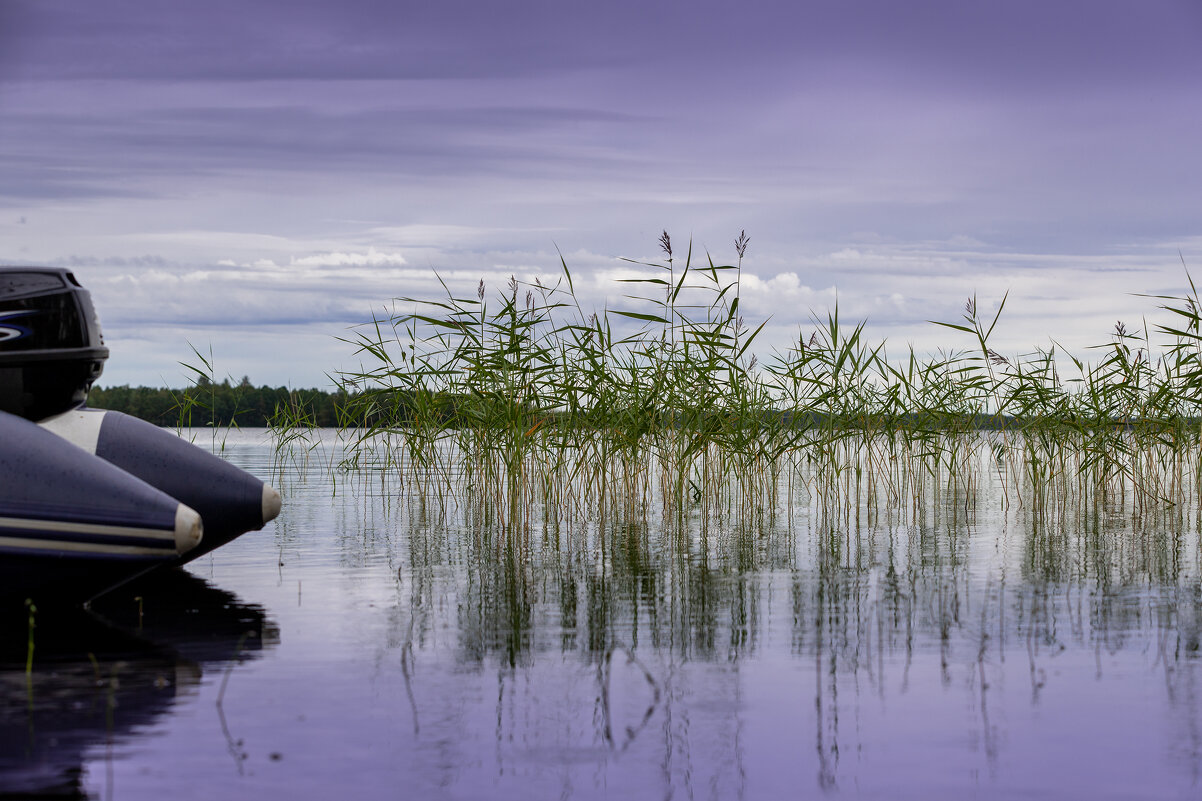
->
[42,231,1198,390]
[289,249,406,268]
[5,1,1202,389]
[6,0,1201,91]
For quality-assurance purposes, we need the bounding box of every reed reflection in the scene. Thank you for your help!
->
[378,473,1202,793]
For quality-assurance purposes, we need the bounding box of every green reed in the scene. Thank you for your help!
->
[328,233,1202,532]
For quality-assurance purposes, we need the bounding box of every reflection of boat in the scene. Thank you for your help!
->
[91,569,280,663]
[0,574,276,798]
[0,267,280,603]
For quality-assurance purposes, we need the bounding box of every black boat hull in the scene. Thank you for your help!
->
[0,411,202,604]
[39,407,281,564]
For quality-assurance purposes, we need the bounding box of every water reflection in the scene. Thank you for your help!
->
[376,486,1202,795]
[76,432,1199,798]
[0,573,277,799]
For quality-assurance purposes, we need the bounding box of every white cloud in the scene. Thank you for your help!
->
[37,225,1202,391]
[290,249,408,268]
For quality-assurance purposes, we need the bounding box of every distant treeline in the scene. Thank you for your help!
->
[88,378,1180,433]
[88,379,517,429]
[88,378,1172,433]
[88,378,347,428]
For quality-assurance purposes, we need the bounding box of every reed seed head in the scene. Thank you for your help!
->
[735,230,750,259]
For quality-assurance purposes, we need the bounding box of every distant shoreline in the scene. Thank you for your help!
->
[88,382,344,428]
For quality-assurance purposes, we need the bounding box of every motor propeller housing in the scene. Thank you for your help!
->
[0,267,109,421]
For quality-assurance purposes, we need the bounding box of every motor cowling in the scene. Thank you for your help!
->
[0,267,109,421]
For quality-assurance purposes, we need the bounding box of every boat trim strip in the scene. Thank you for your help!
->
[0,514,178,541]
[0,535,176,557]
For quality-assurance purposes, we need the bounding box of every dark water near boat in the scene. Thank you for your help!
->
[3,429,1202,800]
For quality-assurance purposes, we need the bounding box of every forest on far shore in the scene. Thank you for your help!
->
[88,378,345,427]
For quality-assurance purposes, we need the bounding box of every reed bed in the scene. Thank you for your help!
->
[304,234,1202,533]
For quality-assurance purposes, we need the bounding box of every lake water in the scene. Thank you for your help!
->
[3,429,1202,800]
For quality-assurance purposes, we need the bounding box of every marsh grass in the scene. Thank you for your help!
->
[171,342,247,452]
[311,234,1202,535]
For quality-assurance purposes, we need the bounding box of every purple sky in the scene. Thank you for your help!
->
[2,0,1201,388]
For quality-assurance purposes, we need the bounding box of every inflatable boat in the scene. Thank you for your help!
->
[0,267,281,603]
[0,409,202,601]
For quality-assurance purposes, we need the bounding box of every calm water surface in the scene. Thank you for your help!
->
[3,429,1201,800]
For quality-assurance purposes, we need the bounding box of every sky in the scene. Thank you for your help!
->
[2,0,1201,389]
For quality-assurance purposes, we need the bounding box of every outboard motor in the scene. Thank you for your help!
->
[0,267,108,421]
